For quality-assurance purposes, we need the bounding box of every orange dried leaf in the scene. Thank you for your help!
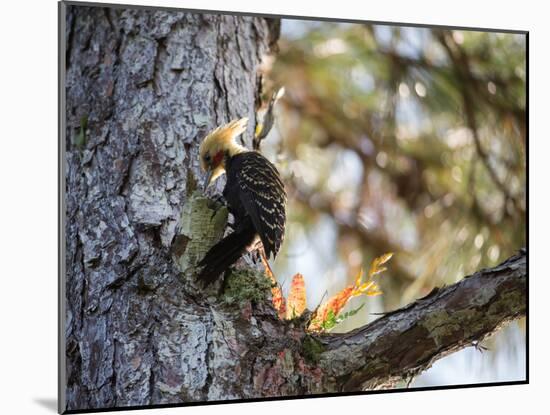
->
[264,264,286,319]
[308,253,393,332]
[369,267,387,277]
[367,290,383,296]
[368,253,393,278]
[354,268,363,287]
[286,273,307,319]
[353,280,381,298]
[377,252,394,266]
[308,286,354,332]
[321,286,353,321]
[271,284,286,319]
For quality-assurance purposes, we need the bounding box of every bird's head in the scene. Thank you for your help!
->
[199,117,248,188]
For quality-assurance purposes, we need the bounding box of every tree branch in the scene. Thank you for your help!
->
[435,31,524,215]
[315,249,526,391]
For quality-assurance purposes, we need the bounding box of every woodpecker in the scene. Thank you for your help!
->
[197,117,286,286]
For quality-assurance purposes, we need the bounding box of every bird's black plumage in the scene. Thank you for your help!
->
[198,151,286,286]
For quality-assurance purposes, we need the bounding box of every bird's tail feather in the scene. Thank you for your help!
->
[197,224,256,286]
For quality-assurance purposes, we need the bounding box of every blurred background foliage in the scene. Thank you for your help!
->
[260,20,526,385]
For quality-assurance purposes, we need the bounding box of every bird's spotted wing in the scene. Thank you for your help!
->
[236,152,286,258]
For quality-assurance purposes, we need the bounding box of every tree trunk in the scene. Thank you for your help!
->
[61,4,526,413]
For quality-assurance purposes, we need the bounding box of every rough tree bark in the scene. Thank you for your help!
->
[62,4,527,413]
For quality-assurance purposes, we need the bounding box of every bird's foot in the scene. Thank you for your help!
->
[472,340,489,353]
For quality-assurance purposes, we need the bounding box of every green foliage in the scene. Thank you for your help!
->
[302,335,326,363]
[318,303,365,332]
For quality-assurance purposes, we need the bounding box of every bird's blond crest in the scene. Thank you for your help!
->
[199,118,249,186]
[207,117,248,144]
[200,118,248,161]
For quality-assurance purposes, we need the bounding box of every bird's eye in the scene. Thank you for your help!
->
[204,154,211,162]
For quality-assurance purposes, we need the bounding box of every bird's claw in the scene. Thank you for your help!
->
[473,340,489,353]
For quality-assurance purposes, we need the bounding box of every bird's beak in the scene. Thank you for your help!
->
[203,168,214,191]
